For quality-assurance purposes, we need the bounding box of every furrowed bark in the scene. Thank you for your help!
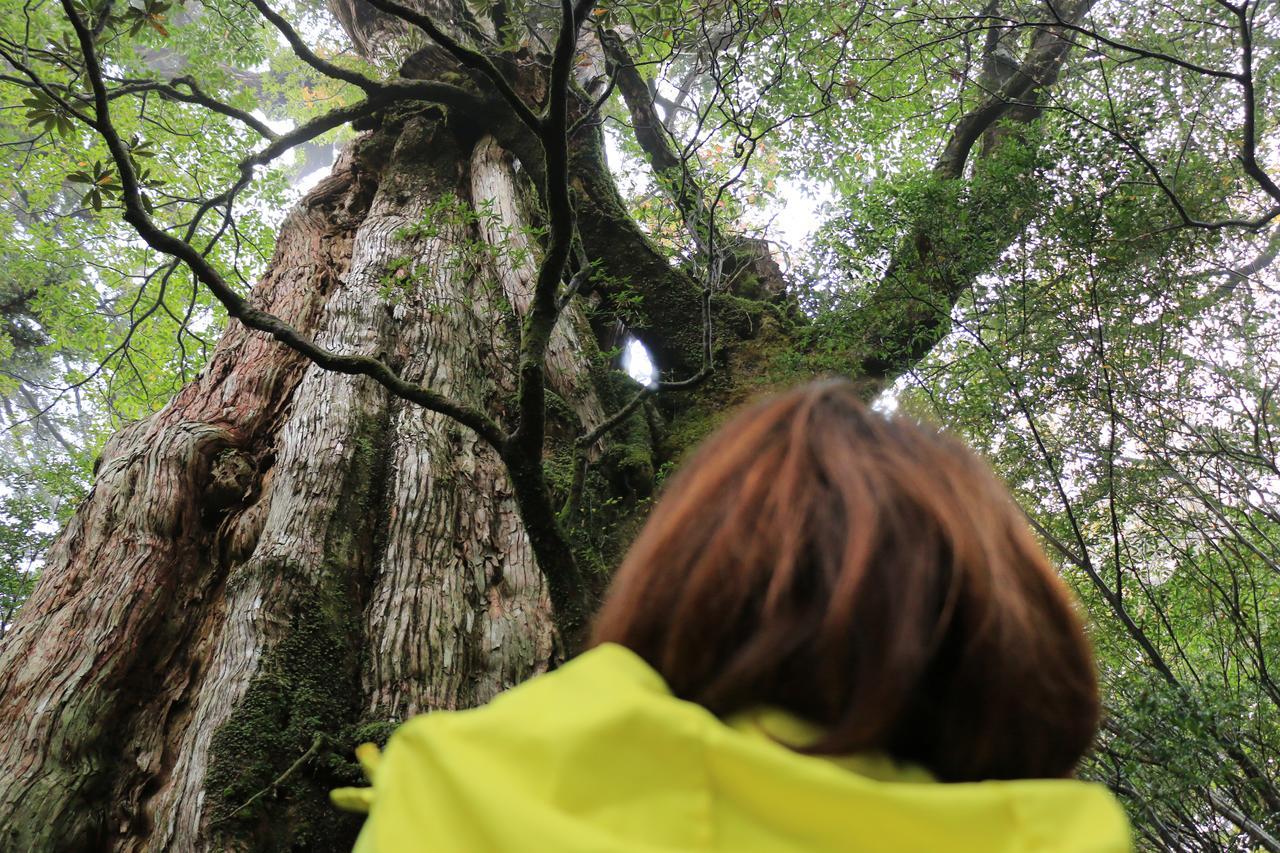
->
[0,143,378,850]
[362,129,609,717]
[0,98,618,847]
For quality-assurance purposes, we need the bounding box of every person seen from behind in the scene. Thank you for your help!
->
[336,379,1132,851]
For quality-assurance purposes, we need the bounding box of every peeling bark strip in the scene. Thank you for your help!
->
[363,134,607,719]
[363,128,550,719]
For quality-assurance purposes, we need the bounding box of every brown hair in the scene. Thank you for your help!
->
[591,379,1099,782]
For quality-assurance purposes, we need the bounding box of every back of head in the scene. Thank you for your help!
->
[591,379,1099,783]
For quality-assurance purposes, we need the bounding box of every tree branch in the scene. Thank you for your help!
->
[853,0,1099,386]
[248,0,381,92]
[354,0,542,131]
[216,734,326,824]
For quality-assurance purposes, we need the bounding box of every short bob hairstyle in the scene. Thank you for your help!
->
[591,379,1099,783]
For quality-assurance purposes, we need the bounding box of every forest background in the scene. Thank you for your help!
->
[0,0,1277,849]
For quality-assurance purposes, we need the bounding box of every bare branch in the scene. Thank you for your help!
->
[248,0,381,92]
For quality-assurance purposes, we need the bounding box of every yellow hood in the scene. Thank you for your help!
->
[347,643,1131,851]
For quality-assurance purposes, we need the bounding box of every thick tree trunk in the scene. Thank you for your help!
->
[0,3,1024,847]
[0,105,616,849]
[0,9,1064,841]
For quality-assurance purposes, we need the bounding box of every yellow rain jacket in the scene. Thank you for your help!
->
[339,643,1132,852]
